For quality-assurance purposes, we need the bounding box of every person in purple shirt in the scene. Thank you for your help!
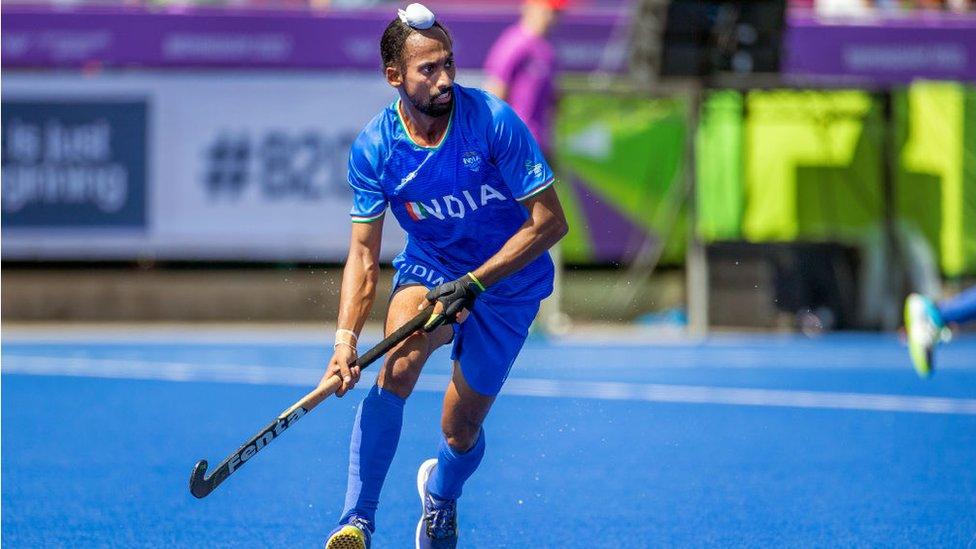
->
[484,0,569,333]
[483,0,565,154]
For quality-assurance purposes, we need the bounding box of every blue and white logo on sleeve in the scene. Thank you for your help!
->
[524,159,544,179]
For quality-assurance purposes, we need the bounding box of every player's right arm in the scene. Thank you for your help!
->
[323,128,388,396]
[322,218,384,397]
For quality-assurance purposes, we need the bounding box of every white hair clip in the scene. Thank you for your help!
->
[397,3,436,30]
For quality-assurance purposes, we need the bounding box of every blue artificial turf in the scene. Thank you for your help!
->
[3,333,975,547]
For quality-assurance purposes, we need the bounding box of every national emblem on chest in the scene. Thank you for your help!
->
[461,150,483,173]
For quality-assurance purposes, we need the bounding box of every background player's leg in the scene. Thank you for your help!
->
[938,285,976,325]
[428,362,494,500]
[339,286,453,529]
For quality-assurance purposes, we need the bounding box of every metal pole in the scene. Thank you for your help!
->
[685,85,709,336]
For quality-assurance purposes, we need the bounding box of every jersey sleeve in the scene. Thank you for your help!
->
[487,98,555,201]
[347,134,387,223]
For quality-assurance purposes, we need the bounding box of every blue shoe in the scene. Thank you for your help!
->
[415,458,458,549]
[904,293,951,378]
[325,516,372,549]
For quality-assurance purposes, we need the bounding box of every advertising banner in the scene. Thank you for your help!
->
[2,100,148,229]
[554,93,688,265]
[1,5,628,74]
[2,72,407,261]
[785,12,976,85]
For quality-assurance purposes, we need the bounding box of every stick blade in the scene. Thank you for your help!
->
[189,460,211,499]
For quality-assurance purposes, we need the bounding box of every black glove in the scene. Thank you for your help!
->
[423,272,485,331]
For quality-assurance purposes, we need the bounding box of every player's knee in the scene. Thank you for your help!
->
[377,349,426,398]
[380,371,421,400]
[442,420,481,452]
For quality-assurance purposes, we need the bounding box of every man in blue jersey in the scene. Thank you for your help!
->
[324,4,568,548]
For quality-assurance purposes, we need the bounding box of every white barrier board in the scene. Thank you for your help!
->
[2,71,419,261]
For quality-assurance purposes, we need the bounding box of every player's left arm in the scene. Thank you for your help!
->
[468,96,567,288]
[470,186,567,288]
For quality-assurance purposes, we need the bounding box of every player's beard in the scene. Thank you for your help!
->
[410,86,453,118]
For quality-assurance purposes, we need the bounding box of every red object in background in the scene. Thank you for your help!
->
[542,0,569,10]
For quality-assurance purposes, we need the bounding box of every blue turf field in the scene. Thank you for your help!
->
[3,329,975,547]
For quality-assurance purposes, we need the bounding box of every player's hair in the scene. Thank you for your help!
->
[380,18,453,70]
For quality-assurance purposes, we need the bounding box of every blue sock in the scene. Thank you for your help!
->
[339,385,405,530]
[428,429,486,500]
[939,286,976,325]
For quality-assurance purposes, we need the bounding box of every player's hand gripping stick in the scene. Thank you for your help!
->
[423,272,485,330]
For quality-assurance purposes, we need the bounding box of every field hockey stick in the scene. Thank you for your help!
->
[189,304,438,499]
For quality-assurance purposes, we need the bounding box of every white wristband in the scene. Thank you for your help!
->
[334,328,358,353]
[333,341,357,353]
